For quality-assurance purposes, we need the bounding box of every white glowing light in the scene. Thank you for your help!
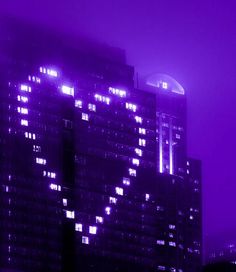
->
[75,223,83,232]
[20,84,31,93]
[21,119,28,126]
[125,102,137,112]
[109,87,126,97]
[66,210,75,219]
[89,226,97,235]
[62,85,74,96]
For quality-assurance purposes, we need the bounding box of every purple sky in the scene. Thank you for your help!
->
[2,0,236,253]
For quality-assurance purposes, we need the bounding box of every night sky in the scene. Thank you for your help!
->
[2,0,236,256]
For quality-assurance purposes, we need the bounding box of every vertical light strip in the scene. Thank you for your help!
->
[169,118,173,175]
[159,115,163,173]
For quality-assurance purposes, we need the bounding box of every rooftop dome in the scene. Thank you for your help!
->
[146,73,185,95]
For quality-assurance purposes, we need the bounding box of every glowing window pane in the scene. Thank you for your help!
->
[17,107,28,115]
[125,102,137,112]
[139,138,146,147]
[82,236,89,244]
[62,85,74,96]
[82,113,89,121]
[96,216,103,224]
[94,94,110,105]
[21,119,28,126]
[135,148,142,157]
[17,95,28,103]
[20,84,31,93]
[47,69,58,77]
[109,87,126,97]
[169,224,176,230]
[105,206,111,215]
[49,183,61,191]
[138,128,146,135]
[135,116,142,124]
[122,177,130,186]
[36,158,46,165]
[88,103,96,112]
[115,187,123,196]
[157,240,165,245]
[145,193,150,201]
[75,223,83,232]
[66,210,75,219]
[162,82,168,89]
[109,196,117,204]
[75,100,83,108]
[89,226,97,235]
[132,158,139,166]
[129,168,136,177]
[63,198,67,207]
[169,241,176,247]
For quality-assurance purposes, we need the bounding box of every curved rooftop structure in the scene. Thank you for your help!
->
[146,73,185,95]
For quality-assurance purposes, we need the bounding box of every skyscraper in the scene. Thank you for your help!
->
[0,19,202,272]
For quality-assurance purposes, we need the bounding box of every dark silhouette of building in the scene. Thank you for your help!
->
[0,18,202,272]
[203,262,236,272]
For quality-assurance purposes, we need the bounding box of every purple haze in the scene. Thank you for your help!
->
[2,0,236,257]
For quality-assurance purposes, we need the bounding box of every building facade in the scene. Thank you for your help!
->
[0,20,202,272]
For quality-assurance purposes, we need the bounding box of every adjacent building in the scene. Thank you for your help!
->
[0,19,202,272]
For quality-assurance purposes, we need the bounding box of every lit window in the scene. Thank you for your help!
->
[138,128,146,135]
[89,226,97,235]
[187,169,190,174]
[17,95,28,103]
[115,187,123,196]
[129,168,136,177]
[157,240,165,245]
[134,116,142,124]
[82,113,89,121]
[20,84,31,92]
[82,236,89,244]
[88,103,96,112]
[46,68,58,77]
[29,75,41,83]
[61,85,74,96]
[96,216,103,224]
[169,241,176,247]
[17,107,28,114]
[169,233,174,238]
[105,206,111,215]
[157,265,166,271]
[169,224,176,230]
[162,82,168,89]
[75,223,83,232]
[135,148,142,157]
[33,145,41,152]
[109,196,117,204]
[122,177,130,186]
[109,87,126,97]
[186,161,190,166]
[49,183,61,191]
[36,158,46,165]
[139,138,146,147]
[132,158,140,166]
[63,198,67,207]
[145,193,150,201]
[75,100,82,108]
[94,94,110,105]
[66,210,75,219]
[125,102,137,112]
[170,268,176,272]
[176,134,181,139]
[189,215,194,220]
[21,119,28,126]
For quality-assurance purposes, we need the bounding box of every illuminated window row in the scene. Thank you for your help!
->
[17,95,28,103]
[61,85,74,97]
[17,107,28,115]
[43,171,56,179]
[126,102,137,112]
[49,183,61,191]
[36,157,46,165]
[25,132,36,139]
[39,67,58,77]
[21,119,28,126]
[109,87,126,98]
[94,94,110,105]
[20,84,31,93]
[28,75,41,83]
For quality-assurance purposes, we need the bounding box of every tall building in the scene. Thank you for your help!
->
[0,19,202,272]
